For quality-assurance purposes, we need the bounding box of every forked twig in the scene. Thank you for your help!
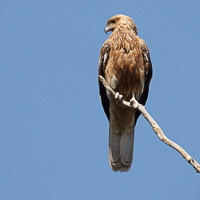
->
[98,75,200,173]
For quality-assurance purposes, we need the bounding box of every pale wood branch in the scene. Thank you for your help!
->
[98,75,200,173]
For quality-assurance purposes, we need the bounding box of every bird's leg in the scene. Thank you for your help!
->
[129,95,138,108]
[115,92,123,104]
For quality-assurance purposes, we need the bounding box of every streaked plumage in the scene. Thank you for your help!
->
[98,14,152,172]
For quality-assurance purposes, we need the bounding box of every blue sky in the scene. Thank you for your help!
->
[0,0,200,199]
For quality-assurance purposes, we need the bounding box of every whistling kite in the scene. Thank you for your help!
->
[98,14,152,172]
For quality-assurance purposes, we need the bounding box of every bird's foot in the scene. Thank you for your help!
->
[129,96,138,108]
[115,92,123,104]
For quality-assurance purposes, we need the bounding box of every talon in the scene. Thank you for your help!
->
[115,92,119,99]
[115,92,123,104]
[130,97,138,108]
[119,94,123,101]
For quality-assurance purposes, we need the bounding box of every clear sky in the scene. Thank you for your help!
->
[0,0,200,199]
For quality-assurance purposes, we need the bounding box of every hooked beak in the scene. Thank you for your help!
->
[104,25,111,34]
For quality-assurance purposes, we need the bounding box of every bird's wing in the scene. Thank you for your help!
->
[135,39,153,124]
[98,42,110,120]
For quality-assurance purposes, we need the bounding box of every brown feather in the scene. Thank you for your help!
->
[98,14,152,172]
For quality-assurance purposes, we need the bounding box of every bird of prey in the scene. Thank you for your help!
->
[98,14,152,172]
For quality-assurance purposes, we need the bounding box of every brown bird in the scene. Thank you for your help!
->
[98,14,152,172]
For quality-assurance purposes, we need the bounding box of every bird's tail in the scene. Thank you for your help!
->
[108,121,135,172]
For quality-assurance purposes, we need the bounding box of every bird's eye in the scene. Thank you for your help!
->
[110,19,116,23]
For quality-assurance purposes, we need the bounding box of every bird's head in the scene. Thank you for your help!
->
[104,14,137,34]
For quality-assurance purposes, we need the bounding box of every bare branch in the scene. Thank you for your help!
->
[98,75,200,173]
